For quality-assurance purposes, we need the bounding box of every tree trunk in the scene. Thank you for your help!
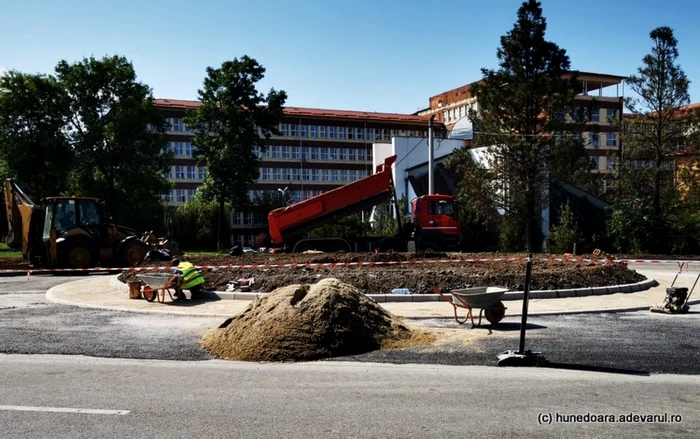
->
[217,199,224,251]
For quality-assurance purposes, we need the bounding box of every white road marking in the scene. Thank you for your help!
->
[0,405,130,415]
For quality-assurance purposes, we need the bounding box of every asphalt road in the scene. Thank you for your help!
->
[0,266,699,375]
[0,355,698,439]
[0,274,217,360]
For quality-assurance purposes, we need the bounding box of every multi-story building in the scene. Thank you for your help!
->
[416,71,626,190]
[154,99,438,247]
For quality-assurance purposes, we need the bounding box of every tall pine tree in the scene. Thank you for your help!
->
[451,0,588,252]
[622,26,699,217]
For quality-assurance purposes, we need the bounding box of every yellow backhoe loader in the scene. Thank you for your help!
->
[4,178,150,269]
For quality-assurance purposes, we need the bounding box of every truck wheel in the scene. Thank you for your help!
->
[61,240,98,269]
[120,240,149,267]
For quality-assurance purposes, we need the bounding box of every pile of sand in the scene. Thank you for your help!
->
[201,277,435,362]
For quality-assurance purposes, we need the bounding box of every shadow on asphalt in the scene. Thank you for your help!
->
[540,361,651,377]
[490,322,547,332]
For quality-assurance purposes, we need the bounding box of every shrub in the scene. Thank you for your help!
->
[548,201,579,253]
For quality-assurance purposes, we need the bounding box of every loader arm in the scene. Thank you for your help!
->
[4,178,38,255]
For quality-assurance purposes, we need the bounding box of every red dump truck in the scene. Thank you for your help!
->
[266,155,461,253]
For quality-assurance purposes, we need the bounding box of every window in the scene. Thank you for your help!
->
[348,128,355,140]
[590,157,599,170]
[301,147,309,161]
[177,189,186,203]
[311,169,320,181]
[187,166,195,179]
[186,142,194,156]
[175,166,184,179]
[165,191,173,203]
[261,146,270,158]
[309,125,317,138]
[374,129,381,141]
[330,148,338,160]
[321,169,330,181]
[172,118,182,132]
[357,128,365,141]
[292,146,300,159]
[303,169,310,181]
[357,149,366,161]
[606,156,618,170]
[606,109,617,121]
[348,149,356,161]
[589,133,600,148]
[338,127,346,139]
[320,148,328,160]
[339,148,347,161]
[340,169,348,182]
[311,147,319,160]
[162,143,172,154]
[293,168,301,180]
[331,169,339,181]
[198,166,206,180]
[282,168,292,180]
[280,124,288,136]
[329,126,337,139]
[358,170,367,178]
[382,129,390,141]
[262,168,271,180]
[174,142,183,155]
[591,109,600,123]
[319,126,327,138]
[305,190,314,200]
[165,166,172,179]
[292,191,302,203]
[271,146,280,158]
[350,170,358,181]
[187,189,196,200]
[606,133,617,147]
[299,125,308,137]
[272,168,281,180]
[290,124,298,137]
[282,146,291,159]
[78,200,101,226]
[367,149,373,161]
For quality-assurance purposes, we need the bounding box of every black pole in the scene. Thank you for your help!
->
[517,253,533,354]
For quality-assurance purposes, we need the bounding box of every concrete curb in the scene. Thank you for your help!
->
[112,275,658,302]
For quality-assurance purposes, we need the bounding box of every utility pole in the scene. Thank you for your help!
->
[428,115,435,194]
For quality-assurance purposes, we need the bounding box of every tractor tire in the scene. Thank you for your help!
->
[120,240,149,267]
[61,240,98,269]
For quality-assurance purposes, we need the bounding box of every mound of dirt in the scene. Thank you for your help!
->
[201,278,435,362]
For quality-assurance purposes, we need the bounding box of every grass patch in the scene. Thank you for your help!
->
[0,243,21,259]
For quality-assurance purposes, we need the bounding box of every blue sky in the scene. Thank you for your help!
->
[2,0,700,114]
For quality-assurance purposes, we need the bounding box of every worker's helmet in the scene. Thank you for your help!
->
[171,258,180,266]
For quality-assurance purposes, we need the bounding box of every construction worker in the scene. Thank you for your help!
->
[171,258,206,300]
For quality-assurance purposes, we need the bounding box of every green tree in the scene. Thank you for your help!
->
[55,55,172,232]
[183,56,287,250]
[172,194,231,249]
[622,26,699,219]
[451,0,586,252]
[548,201,580,253]
[0,70,72,199]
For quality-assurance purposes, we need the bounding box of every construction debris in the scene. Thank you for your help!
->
[201,277,435,362]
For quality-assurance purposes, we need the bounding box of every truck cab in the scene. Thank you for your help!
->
[411,194,460,251]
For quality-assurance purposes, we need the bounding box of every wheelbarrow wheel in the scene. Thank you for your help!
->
[485,300,506,324]
[143,287,157,302]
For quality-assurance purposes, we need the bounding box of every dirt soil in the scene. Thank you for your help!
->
[201,277,436,362]
[118,252,648,294]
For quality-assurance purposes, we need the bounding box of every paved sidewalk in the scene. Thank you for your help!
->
[44,270,700,319]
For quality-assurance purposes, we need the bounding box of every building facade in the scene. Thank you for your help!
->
[416,71,627,191]
[154,99,437,247]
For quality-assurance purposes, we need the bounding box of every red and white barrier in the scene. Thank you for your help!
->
[1,256,698,277]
